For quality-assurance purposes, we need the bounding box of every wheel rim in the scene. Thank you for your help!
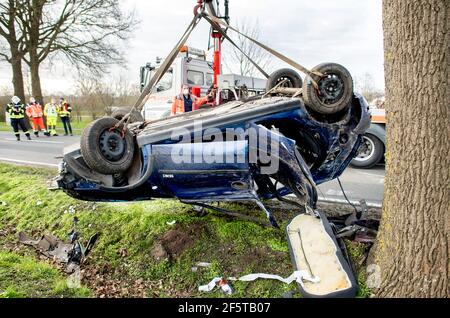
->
[99,129,126,162]
[354,136,375,162]
[317,73,345,105]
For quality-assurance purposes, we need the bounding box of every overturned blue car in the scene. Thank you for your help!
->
[56,64,371,297]
[58,93,370,224]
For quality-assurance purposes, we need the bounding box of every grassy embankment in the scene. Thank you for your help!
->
[0,163,370,298]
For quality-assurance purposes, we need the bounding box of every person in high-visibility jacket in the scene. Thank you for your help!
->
[44,98,59,136]
[6,96,31,141]
[171,85,212,116]
[57,97,73,136]
[26,97,48,137]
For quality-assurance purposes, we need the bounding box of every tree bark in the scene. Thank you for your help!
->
[10,44,25,102]
[29,53,43,104]
[372,0,449,297]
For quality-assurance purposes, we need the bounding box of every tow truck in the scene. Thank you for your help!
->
[137,46,267,120]
[57,0,374,297]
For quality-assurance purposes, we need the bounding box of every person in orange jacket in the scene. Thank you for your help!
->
[171,84,213,116]
[26,97,48,137]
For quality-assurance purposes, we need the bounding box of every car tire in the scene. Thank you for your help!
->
[80,117,135,175]
[351,134,384,169]
[303,63,353,115]
[266,68,303,91]
[111,108,144,123]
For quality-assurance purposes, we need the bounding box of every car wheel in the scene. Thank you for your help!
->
[351,134,384,169]
[303,63,353,115]
[81,117,135,175]
[266,68,303,91]
[111,108,144,123]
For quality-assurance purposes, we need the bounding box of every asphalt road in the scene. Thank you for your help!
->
[0,131,79,167]
[0,130,385,207]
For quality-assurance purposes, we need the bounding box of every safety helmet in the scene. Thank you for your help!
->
[11,96,20,104]
[30,97,36,103]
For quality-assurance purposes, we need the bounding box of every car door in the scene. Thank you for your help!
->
[150,140,254,201]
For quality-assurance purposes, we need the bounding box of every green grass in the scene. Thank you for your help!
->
[345,241,372,298]
[0,163,297,298]
[0,118,92,135]
[0,251,90,298]
[0,163,370,298]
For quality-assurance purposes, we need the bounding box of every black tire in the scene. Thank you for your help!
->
[111,107,144,123]
[351,134,384,169]
[303,63,353,115]
[80,117,135,175]
[266,68,303,91]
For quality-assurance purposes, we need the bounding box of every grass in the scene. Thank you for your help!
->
[0,163,297,298]
[0,163,371,298]
[0,118,93,135]
[0,251,90,298]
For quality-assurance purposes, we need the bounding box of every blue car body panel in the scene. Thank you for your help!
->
[58,95,370,209]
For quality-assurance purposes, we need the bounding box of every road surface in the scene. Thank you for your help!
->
[0,131,78,167]
[0,131,384,206]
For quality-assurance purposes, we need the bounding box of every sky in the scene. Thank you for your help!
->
[0,0,384,95]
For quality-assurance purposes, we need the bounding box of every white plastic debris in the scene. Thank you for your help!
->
[166,220,176,226]
[0,201,7,206]
[191,262,212,272]
[198,271,320,294]
[198,277,233,295]
[68,206,76,214]
[36,201,44,206]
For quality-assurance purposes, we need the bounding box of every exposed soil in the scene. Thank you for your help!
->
[151,222,205,262]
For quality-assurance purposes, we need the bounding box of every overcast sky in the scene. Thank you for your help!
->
[0,0,384,95]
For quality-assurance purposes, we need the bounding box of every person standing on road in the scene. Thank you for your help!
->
[6,96,32,141]
[26,97,48,137]
[44,98,59,136]
[58,97,73,136]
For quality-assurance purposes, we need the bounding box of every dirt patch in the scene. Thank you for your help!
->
[81,266,159,298]
[150,222,205,262]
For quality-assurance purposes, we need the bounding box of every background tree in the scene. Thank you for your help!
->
[355,72,385,105]
[14,0,137,103]
[371,0,449,297]
[0,0,27,101]
[223,19,271,77]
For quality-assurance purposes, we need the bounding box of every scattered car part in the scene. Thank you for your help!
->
[18,219,99,267]
[303,63,354,115]
[199,270,319,294]
[286,211,358,297]
[80,117,136,175]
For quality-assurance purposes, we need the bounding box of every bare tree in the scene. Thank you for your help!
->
[223,19,271,77]
[355,72,384,104]
[0,0,27,101]
[371,0,448,297]
[12,0,138,103]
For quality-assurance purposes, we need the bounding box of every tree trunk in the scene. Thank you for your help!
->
[29,56,43,104]
[10,47,25,102]
[372,0,449,297]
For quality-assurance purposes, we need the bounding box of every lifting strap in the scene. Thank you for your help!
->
[203,13,324,82]
[127,8,324,125]
[202,14,270,79]
[132,12,203,113]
